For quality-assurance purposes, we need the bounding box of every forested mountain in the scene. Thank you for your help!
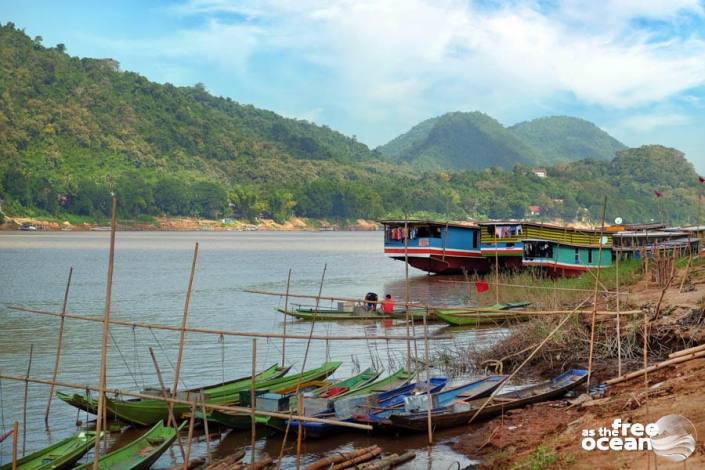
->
[377,112,541,170]
[509,116,626,164]
[378,112,626,170]
[0,24,701,226]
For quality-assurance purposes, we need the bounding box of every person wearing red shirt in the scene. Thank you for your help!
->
[382,294,394,315]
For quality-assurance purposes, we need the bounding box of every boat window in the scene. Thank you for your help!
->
[524,241,553,258]
[588,249,593,264]
[575,248,580,264]
[472,231,478,249]
[493,225,522,238]
[416,226,442,238]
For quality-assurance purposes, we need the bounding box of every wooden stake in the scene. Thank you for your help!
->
[295,394,304,470]
[93,194,117,470]
[587,196,608,391]
[183,400,196,470]
[45,267,73,425]
[21,344,33,457]
[11,420,18,470]
[250,338,257,469]
[172,243,199,403]
[616,252,622,377]
[282,269,292,367]
[201,400,212,464]
[494,236,500,305]
[423,308,433,444]
[404,221,411,371]
[148,347,186,459]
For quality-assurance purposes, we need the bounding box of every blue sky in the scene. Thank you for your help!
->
[3,0,705,169]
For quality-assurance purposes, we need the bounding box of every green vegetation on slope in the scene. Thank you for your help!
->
[0,24,701,226]
[509,116,626,164]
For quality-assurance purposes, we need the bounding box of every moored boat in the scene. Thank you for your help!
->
[387,369,588,432]
[0,431,97,470]
[74,421,179,470]
[277,306,432,321]
[434,302,532,326]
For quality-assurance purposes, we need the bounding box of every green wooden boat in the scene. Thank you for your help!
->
[277,307,432,321]
[336,367,413,398]
[434,302,532,326]
[311,367,381,398]
[0,432,97,470]
[57,363,290,425]
[74,422,179,470]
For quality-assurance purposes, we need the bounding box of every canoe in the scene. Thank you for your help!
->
[56,363,290,419]
[388,369,588,431]
[434,303,533,326]
[284,377,447,439]
[199,361,343,428]
[336,368,413,398]
[311,367,381,398]
[0,431,97,470]
[277,307,433,321]
[74,421,179,470]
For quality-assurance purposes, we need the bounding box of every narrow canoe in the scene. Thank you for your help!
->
[434,303,532,326]
[0,431,97,470]
[311,367,381,398]
[74,421,179,470]
[388,369,588,431]
[277,307,433,322]
[336,368,413,398]
[56,363,290,419]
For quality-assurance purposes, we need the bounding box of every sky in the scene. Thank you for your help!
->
[2,0,705,169]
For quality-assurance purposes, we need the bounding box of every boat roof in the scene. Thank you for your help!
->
[614,230,688,237]
[478,220,607,235]
[379,219,479,229]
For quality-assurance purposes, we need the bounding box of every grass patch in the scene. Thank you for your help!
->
[513,446,556,470]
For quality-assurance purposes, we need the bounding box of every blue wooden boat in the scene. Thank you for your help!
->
[387,369,588,432]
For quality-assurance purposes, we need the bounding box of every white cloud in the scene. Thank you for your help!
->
[621,112,690,132]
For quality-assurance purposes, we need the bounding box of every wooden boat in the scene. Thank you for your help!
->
[434,302,532,326]
[56,363,290,418]
[74,421,179,470]
[0,431,97,470]
[277,306,432,322]
[336,368,413,398]
[388,369,588,431]
[311,368,381,398]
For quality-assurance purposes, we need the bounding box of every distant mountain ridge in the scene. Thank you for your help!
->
[378,112,626,170]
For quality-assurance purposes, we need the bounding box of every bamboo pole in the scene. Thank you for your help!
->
[404,221,411,371]
[200,399,212,464]
[423,308,432,444]
[668,343,705,359]
[21,344,33,457]
[468,295,592,425]
[250,338,257,469]
[184,401,196,470]
[148,347,186,459]
[0,372,373,430]
[11,420,18,470]
[606,349,705,385]
[616,251,622,377]
[494,237,500,305]
[93,194,117,470]
[587,196,608,391]
[44,267,73,425]
[172,243,199,411]
[282,269,292,367]
[7,305,449,341]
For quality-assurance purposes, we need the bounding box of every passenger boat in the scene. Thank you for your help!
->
[381,220,488,274]
[434,302,532,326]
[387,369,588,431]
[0,431,97,470]
[74,422,180,470]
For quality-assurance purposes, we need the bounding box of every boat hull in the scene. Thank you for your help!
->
[388,254,489,275]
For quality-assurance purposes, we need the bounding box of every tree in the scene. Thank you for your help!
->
[191,180,227,218]
[115,171,154,216]
[154,176,191,215]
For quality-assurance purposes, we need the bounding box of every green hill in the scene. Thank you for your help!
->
[377,112,541,170]
[509,116,626,164]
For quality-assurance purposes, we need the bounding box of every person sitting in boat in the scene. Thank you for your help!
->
[382,294,394,315]
[365,292,378,311]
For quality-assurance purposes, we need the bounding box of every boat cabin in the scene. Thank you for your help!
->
[523,240,611,276]
[381,220,487,274]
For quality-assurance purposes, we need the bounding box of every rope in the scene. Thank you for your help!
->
[108,330,140,388]
[147,327,188,391]
[132,326,145,389]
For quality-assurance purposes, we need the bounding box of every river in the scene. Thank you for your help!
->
[0,231,510,469]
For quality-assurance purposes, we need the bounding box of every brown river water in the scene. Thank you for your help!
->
[0,231,511,469]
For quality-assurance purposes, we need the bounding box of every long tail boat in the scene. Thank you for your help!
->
[74,422,180,470]
[387,369,588,432]
[336,368,413,398]
[434,302,532,326]
[277,306,433,321]
[56,363,290,419]
[310,367,381,398]
[0,431,97,470]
